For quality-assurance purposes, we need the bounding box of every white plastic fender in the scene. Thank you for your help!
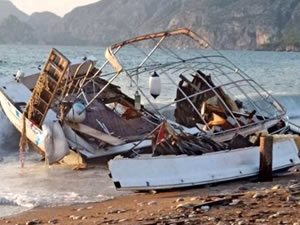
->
[15,70,24,82]
[43,121,70,164]
[149,72,161,99]
[66,102,86,123]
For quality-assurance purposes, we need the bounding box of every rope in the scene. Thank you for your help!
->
[19,72,50,167]
[19,115,29,168]
[25,72,48,122]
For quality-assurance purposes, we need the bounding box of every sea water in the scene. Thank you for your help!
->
[0,113,122,217]
[1,45,300,217]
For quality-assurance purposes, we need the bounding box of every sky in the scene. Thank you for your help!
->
[10,0,99,17]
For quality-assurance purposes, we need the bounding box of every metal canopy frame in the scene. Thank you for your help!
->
[81,28,286,143]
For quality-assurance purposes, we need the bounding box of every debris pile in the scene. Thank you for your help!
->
[152,122,225,156]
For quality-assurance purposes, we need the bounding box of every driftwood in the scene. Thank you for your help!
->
[193,197,233,209]
[207,193,245,198]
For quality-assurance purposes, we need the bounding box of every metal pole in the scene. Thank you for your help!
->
[79,72,120,114]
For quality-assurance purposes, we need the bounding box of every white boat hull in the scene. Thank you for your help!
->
[109,138,300,190]
[0,89,46,151]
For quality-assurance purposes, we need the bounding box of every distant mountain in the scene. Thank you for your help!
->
[27,12,84,45]
[0,15,37,44]
[28,12,61,30]
[60,0,183,46]
[27,12,62,44]
[1,0,300,51]
[0,0,28,23]
[55,0,300,50]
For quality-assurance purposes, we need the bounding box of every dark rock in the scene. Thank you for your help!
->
[287,195,297,202]
[256,218,268,223]
[25,219,42,225]
[252,193,264,199]
[238,186,249,191]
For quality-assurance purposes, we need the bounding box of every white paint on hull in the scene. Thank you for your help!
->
[0,88,46,151]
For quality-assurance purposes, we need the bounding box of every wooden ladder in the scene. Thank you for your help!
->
[24,48,70,128]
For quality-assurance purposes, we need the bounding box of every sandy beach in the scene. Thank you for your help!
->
[3,168,300,225]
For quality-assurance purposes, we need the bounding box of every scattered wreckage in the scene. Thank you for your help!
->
[0,28,299,188]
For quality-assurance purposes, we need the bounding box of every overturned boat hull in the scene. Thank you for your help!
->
[109,138,300,190]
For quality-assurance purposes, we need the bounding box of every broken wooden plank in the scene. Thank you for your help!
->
[207,193,245,199]
[193,197,232,209]
[66,122,125,146]
[208,113,228,127]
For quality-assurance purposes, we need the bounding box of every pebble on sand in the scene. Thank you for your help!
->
[147,200,158,206]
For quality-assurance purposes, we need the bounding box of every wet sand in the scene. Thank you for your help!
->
[4,170,300,225]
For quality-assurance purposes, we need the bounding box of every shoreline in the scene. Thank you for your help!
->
[4,169,300,225]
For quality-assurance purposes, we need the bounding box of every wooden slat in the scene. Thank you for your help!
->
[38,97,48,105]
[45,72,58,84]
[66,122,125,146]
[41,86,52,95]
[49,61,63,73]
[33,106,46,115]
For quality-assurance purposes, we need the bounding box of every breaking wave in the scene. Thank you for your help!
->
[0,190,113,218]
[0,162,118,217]
[0,191,111,209]
[0,109,20,161]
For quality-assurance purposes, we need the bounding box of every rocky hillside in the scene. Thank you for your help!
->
[0,0,28,23]
[27,12,61,34]
[0,15,37,44]
[1,0,300,50]
[58,0,300,50]
[27,12,62,44]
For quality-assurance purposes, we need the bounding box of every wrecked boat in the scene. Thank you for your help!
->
[0,49,157,167]
[97,28,300,190]
[0,28,299,174]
